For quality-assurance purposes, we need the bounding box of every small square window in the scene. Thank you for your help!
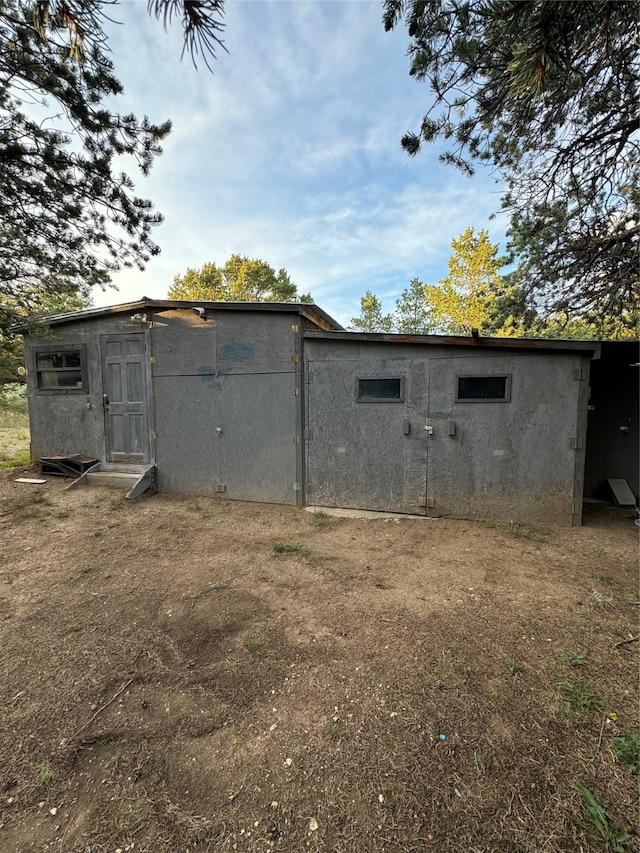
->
[456,375,510,401]
[357,377,404,402]
[35,346,87,393]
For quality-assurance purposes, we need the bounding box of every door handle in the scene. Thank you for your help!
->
[103,394,110,407]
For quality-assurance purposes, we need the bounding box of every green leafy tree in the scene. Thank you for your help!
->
[351,231,505,335]
[393,278,433,334]
[350,281,432,334]
[168,255,311,303]
[0,287,92,384]
[350,291,394,332]
[485,274,639,340]
[424,228,507,334]
[352,227,636,341]
[383,0,640,322]
[534,315,639,341]
[0,0,226,337]
[0,329,25,387]
[479,273,540,338]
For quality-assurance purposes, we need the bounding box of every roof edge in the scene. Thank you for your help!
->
[303,329,601,353]
[15,299,344,333]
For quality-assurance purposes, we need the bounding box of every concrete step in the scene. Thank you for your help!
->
[86,471,140,488]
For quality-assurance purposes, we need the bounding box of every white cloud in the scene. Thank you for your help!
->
[92,0,508,328]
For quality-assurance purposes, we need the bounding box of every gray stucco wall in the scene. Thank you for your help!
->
[24,309,603,524]
[151,308,302,503]
[426,352,589,524]
[24,315,146,463]
[24,306,304,505]
[304,338,591,525]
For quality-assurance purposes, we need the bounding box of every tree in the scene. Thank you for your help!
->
[0,0,226,336]
[351,223,637,340]
[351,284,434,334]
[486,274,639,340]
[350,291,394,332]
[393,278,433,334]
[168,255,312,303]
[424,228,507,334]
[350,230,505,334]
[383,1,640,322]
[0,287,92,384]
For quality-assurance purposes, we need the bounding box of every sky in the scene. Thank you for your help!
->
[96,0,508,328]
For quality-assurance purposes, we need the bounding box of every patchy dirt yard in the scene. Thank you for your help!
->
[0,470,638,853]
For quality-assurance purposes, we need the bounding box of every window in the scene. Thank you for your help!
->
[35,347,87,393]
[456,374,511,402]
[357,377,404,402]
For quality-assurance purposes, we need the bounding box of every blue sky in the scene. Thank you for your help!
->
[98,0,507,328]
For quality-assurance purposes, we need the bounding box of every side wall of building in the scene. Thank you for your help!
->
[304,339,591,525]
[151,308,302,503]
[25,313,602,522]
[24,315,144,463]
[24,307,304,504]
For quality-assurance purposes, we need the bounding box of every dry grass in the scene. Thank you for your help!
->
[0,474,637,852]
[0,390,30,466]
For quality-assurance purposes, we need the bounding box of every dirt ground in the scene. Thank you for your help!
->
[0,469,638,853]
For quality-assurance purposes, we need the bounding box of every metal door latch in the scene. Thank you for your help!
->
[424,424,434,435]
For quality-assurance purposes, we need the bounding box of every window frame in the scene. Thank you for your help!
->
[356,375,405,403]
[455,373,512,403]
[34,344,88,395]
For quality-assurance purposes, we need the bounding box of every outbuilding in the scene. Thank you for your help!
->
[19,299,638,526]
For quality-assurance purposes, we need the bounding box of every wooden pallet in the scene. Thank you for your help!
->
[39,455,99,478]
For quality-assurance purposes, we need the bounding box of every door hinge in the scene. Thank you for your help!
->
[291,324,299,333]
[292,388,299,396]
[293,482,301,491]
[214,484,226,493]
[291,354,300,363]
[572,367,583,381]
[149,356,156,364]
[569,436,583,450]
[292,435,300,445]
[151,389,157,398]
[151,431,158,440]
